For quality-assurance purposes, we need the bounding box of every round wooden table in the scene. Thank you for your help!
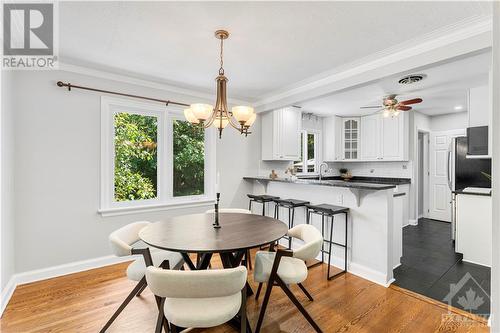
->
[139,212,288,271]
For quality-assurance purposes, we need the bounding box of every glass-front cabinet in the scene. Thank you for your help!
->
[342,117,360,160]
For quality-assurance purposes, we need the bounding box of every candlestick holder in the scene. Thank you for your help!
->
[213,192,221,229]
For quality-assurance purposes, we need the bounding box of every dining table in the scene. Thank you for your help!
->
[139,212,288,331]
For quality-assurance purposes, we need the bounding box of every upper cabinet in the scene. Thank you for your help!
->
[360,114,380,160]
[323,112,409,162]
[468,84,490,127]
[467,79,492,157]
[261,107,302,160]
[323,116,342,161]
[342,118,360,160]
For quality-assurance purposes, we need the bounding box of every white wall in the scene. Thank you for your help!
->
[8,69,260,273]
[429,112,468,131]
[1,71,15,292]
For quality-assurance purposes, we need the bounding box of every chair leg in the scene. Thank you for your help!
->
[297,283,314,301]
[100,277,146,332]
[136,282,147,297]
[255,282,263,300]
[255,280,274,333]
[276,277,323,333]
[170,324,179,333]
[240,289,247,333]
[155,298,166,333]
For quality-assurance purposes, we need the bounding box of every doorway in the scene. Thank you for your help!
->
[417,131,429,219]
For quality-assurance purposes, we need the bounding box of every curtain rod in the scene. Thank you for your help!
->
[56,81,190,107]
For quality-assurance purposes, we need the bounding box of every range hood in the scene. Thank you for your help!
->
[466,126,490,158]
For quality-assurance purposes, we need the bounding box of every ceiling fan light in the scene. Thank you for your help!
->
[184,108,199,124]
[393,111,400,117]
[244,113,257,127]
[190,103,213,121]
[232,106,254,123]
[383,109,390,118]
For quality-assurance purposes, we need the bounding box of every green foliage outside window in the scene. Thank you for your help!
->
[173,120,205,197]
[114,113,157,201]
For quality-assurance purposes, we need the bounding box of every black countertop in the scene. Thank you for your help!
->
[453,189,491,197]
[297,175,411,185]
[243,176,400,191]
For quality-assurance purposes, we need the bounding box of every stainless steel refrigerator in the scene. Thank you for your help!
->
[449,136,491,239]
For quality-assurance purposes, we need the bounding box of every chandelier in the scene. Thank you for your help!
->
[183,30,256,138]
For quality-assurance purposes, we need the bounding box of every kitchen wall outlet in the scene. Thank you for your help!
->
[402,164,408,169]
[370,169,375,173]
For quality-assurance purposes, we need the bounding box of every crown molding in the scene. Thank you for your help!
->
[254,16,493,112]
[58,62,252,106]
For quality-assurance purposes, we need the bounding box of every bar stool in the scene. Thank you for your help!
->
[273,198,310,249]
[305,203,349,280]
[247,194,280,216]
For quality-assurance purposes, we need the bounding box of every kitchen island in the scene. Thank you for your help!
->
[244,176,410,286]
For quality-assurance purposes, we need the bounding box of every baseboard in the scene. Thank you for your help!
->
[409,219,418,226]
[0,255,131,317]
[0,275,17,317]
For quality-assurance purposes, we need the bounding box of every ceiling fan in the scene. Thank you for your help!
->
[361,94,423,117]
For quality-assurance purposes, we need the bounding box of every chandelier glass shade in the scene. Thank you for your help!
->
[183,30,256,138]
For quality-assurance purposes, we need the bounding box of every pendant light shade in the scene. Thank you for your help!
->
[244,113,257,127]
[190,103,213,121]
[232,106,255,123]
[184,108,199,124]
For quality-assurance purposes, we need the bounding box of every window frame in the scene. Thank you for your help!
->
[99,96,215,216]
[295,129,321,175]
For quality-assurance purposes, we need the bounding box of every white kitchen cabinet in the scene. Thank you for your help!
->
[323,116,342,161]
[468,84,490,127]
[342,118,360,160]
[455,193,491,266]
[380,113,408,161]
[261,107,302,160]
[360,114,380,160]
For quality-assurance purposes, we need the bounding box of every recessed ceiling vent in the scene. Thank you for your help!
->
[398,74,427,85]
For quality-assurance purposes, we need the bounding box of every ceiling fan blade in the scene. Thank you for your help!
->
[399,98,422,105]
[360,106,383,109]
[397,105,412,111]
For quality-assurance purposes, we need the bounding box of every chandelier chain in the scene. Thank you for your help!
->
[219,37,224,75]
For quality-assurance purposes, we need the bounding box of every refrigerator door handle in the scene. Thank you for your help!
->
[447,148,452,190]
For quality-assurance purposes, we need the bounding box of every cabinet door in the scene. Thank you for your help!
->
[361,114,380,160]
[381,115,403,160]
[323,116,341,161]
[343,118,359,160]
[279,108,301,160]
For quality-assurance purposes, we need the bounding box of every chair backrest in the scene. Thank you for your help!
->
[109,221,150,257]
[205,208,251,214]
[146,266,247,299]
[287,224,323,261]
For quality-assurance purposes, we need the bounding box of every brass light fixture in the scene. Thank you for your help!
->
[184,30,256,138]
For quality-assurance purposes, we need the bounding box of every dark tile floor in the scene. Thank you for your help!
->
[393,218,491,317]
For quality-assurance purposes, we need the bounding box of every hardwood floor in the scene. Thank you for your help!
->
[0,252,489,333]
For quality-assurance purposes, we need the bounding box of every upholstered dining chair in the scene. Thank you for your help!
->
[253,224,324,333]
[146,265,248,333]
[100,221,184,333]
[205,208,253,269]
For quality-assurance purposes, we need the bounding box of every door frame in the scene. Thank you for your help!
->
[416,130,430,219]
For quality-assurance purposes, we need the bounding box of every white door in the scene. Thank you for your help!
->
[429,129,466,221]
[361,114,380,160]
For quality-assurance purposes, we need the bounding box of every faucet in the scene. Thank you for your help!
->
[319,162,329,181]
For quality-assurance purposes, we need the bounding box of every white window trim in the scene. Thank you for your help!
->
[99,96,216,216]
[296,129,321,176]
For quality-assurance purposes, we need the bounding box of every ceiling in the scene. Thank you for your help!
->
[297,51,491,117]
[59,1,492,102]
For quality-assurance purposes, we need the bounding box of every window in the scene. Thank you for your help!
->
[100,97,215,215]
[294,130,320,174]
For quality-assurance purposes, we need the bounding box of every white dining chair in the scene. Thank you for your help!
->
[253,224,324,333]
[146,265,248,333]
[205,208,253,269]
[100,221,183,333]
